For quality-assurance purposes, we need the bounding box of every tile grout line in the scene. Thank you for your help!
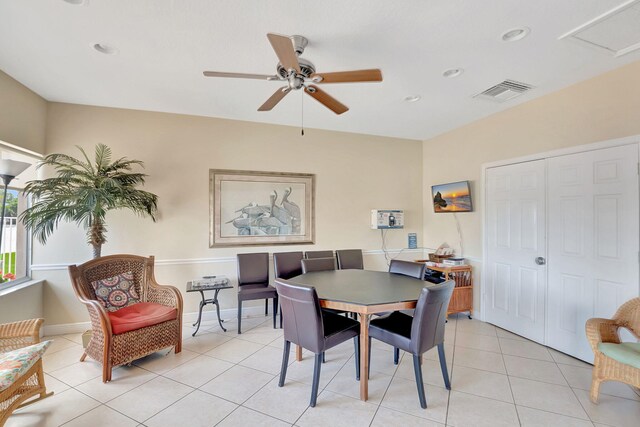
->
[443,313,459,426]
[59,385,141,427]
[514,403,601,426]
[495,327,522,426]
[368,349,401,427]
[555,354,597,425]
[290,348,358,426]
[131,318,285,425]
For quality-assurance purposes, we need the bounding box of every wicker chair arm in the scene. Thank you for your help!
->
[0,319,44,352]
[586,317,621,353]
[78,298,113,338]
[147,281,182,309]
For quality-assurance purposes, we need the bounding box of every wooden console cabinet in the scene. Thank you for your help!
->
[420,264,473,318]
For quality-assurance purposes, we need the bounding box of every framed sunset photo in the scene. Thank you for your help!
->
[431,181,473,213]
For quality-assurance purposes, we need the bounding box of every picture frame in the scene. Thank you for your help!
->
[209,169,315,247]
[431,180,473,213]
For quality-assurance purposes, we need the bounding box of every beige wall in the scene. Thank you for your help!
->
[0,283,44,324]
[423,60,640,314]
[36,103,423,325]
[0,70,47,154]
[0,71,47,324]
[6,58,640,327]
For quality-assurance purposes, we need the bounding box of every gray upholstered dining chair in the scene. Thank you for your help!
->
[273,251,304,328]
[237,253,278,334]
[305,250,334,259]
[389,259,426,280]
[301,257,336,273]
[377,259,427,319]
[275,278,360,407]
[368,280,454,409]
[300,256,351,321]
[274,251,304,279]
[336,249,364,270]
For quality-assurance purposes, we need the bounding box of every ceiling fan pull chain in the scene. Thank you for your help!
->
[301,90,305,136]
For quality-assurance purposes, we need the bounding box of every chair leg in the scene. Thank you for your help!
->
[311,353,323,407]
[102,359,112,383]
[590,377,602,404]
[413,354,427,409]
[437,343,450,390]
[354,336,360,381]
[80,352,87,362]
[175,320,182,354]
[238,300,242,334]
[393,347,400,365]
[322,352,326,363]
[272,297,278,329]
[279,340,291,387]
[265,299,268,316]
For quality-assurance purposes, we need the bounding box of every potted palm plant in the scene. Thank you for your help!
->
[20,144,158,258]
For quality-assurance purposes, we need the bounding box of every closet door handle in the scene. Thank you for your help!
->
[535,257,546,265]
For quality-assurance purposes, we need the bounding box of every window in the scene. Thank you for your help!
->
[1,189,22,282]
[0,141,41,287]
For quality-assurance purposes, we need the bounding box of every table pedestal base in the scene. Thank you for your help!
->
[192,288,226,336]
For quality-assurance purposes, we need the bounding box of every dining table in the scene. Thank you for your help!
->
[290,269,429,402]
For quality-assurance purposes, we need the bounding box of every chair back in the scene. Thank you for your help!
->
[336,249,364,270]
[274,251,304,280]
[68,254,150,303]
[237,253,269,286]
[301,257,336,273]
[389,260,426,280]
[275,278,325,353]
[410,280,455,355]
[613,297,640,339]
[305,250,334,259]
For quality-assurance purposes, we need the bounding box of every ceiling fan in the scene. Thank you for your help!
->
[203,33,383,115]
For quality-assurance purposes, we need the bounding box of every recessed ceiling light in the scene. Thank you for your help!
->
[404,95,421,103]
[93,44,118,55]
[63,0,86,5]
[501,27,531,42]
[442,68,464,78]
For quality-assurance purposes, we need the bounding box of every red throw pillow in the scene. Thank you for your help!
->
[91,271,140,312]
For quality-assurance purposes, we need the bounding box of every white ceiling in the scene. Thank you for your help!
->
[1,0,639,141]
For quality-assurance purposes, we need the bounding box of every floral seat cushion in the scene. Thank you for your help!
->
[91,271,141,312]
[0,341,51,392]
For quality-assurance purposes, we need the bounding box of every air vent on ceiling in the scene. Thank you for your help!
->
[559,0,640,57]
[473,80,534,103]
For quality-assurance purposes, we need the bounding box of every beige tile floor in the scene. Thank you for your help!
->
[6,314,640,427]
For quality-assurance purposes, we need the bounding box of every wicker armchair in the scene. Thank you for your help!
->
[585,297,640,403]
[68,254,183,382]
[0,318,52,426]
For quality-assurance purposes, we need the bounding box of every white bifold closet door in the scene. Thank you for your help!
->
[546,144,639,363]
[485,160,547,343]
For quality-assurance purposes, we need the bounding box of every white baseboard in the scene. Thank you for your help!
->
[43,305,267,336]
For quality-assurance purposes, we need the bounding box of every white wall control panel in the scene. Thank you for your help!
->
[371,210,404,229]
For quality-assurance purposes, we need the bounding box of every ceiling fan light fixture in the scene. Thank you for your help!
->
[501,27,531,42]
[404,95,421,103]
[443,68,464,78]
[204,33,382,115]
[93,43,118,55]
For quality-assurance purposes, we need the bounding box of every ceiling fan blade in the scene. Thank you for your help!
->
[203,71,278,80]
[311,69,383,84]
[267,33,300,74]
[258,87,291,111]
[304,85,348,115]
